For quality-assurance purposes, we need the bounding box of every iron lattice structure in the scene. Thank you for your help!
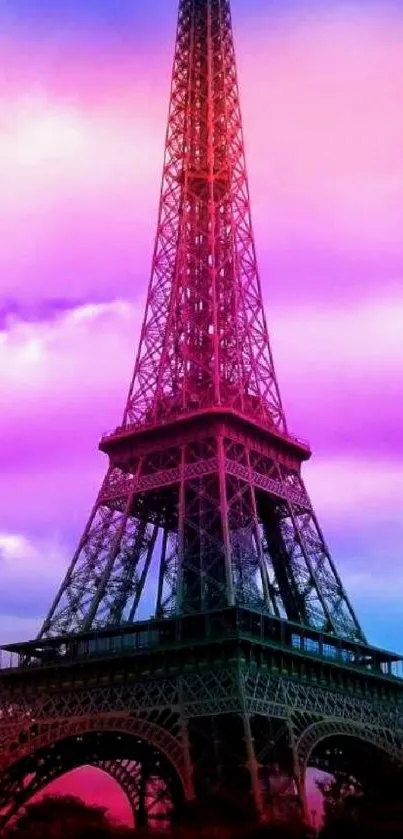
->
[1,0,403,830]
[1,615,403,827]
[40,0,363,644]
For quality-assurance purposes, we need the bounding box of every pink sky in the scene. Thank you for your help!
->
[1,0,403,825]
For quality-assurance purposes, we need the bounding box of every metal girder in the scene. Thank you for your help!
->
[39,427,364,638]
[1,664,403,761]
[0,737,183,831]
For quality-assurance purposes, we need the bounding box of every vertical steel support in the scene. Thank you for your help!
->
[156,528,169,617]
[286,717,309,824]
[243,712,264,817]
[81,460,143,631]
[238,661,263,816]
[245,447,274,612]
[178,678,195,801]
[176,445,187,614]
[217,435,235,607]
[207,0,220,406]
[38,468,114,637]
[127,525,159,622]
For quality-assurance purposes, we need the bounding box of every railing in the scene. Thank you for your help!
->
[288,632,403,680]
[101,408,311,452]
[1,607,402,684]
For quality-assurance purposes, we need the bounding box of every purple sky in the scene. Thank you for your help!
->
[1,0,403,822]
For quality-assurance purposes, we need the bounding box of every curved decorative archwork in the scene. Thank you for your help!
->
[1,756,175,829]
[0,760,138,828]
[0,716,188,830]
[96,757,176,828]
[98,758,141,818]
[3,713,189,797]
[297,719,403,771]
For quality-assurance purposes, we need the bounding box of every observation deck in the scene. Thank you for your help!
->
[99,405,312,465]
[2,607,402,685]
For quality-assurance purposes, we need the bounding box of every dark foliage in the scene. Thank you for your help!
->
[4,792,313,839]
[174,790,258,835]
[6,783,403,839]
[318,765,403,839]
[5,794,129,839]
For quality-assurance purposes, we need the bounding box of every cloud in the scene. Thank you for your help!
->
[238,1,403,300]
[1,293,402,470]
[0,531,69,631]
[0,531,68,582]
[0,0,173,42]
[273,294,403,379]
[0,88,164,304]
[0,299,139,447]
[307,457,403,524]
[0,1,402,305]
[270,294,403,455]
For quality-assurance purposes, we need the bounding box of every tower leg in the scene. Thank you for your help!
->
[287,717,309,824]
[178,679,195,801]
[136,759,148,828]
[243,713,264,818]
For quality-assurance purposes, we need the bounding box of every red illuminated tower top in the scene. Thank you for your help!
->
[122,0,286,435]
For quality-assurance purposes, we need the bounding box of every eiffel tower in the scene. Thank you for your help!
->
[1,0,403,829]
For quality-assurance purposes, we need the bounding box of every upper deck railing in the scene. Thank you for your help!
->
[100,405,311,454]
[1,607,402,684]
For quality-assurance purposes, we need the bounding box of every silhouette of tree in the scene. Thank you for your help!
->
[6,794,129,839]
[318,765,403,839]
[174,790,258,838]
[173,791,313,839]
[316,770,362,826]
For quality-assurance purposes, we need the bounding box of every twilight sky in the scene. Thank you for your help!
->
[0,0,403,821]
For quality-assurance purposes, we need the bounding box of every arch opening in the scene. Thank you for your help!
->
[304,731,402,830]
[0,727,186,831]
[309,733,394,778]
[29,765,134,828]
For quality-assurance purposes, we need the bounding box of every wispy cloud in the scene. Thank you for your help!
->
[1,294,402,466]
[1,1,402,304]
[0,531,69,633]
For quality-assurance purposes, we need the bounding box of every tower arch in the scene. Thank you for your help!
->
[0,715,188,830]
[297,719,403,771]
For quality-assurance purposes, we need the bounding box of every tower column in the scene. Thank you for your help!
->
[178,678,195,801]
[177,445,187,614]
[243,713,264,817]
[287,717,309,824]
[217,435,235,607]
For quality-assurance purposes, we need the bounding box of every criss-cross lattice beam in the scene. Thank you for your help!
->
[37,0,365,643]
[39,424,364,638]
[123,0,285,431]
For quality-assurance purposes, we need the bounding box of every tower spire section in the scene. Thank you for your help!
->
[39,0,365,645]
[123,0,285,432]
